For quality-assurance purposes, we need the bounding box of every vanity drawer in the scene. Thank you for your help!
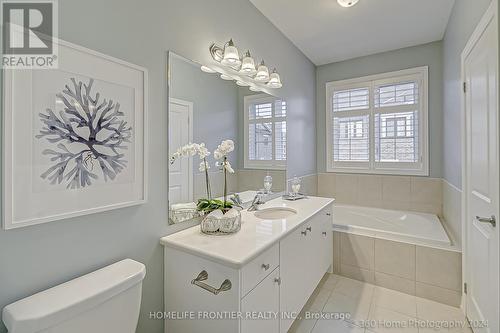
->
[241,243,279,297]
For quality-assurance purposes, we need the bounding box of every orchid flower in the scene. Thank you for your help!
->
[170,142,212,199]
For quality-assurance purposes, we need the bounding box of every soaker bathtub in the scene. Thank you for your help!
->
[332,204,453,249]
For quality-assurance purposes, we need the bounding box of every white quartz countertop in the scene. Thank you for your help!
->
[160,196,334,268]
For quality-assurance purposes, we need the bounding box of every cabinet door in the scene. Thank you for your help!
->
[308,217,323,285]
[314,207,333,274]
[321,210,333,273]
[241,268,280,333]
[280,226,309,333]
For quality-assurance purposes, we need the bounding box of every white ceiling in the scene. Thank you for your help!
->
[250,0,455,65]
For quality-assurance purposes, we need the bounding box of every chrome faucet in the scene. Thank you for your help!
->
[248,193,265,211]
[230,193,243,209]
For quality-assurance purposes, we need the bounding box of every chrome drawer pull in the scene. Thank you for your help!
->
[261,263,270,271]
[326,213,331,216]
[301,230,307,236]
[476,215,496,227]
[306,227,312,232]
[274,277,281,285]
[322,231,327,236]
[191,270,232,295]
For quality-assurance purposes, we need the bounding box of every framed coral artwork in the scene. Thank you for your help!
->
[2,39,148,229]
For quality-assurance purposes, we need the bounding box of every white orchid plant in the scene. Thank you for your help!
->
[170,139,235,215]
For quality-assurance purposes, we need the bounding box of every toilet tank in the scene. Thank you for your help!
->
[2,259,146,333]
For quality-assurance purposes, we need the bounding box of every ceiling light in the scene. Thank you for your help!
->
[221,39,241,67]
[200,65,217,73]
[220,74,234,80]
[240,51,257,76]
[337,0,359,7]
[255,61,270,82]
[267,68,282,88]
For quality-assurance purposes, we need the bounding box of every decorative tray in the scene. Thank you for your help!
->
[282,193,308,201]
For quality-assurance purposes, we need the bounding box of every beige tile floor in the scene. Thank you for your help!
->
[289,274,473,333]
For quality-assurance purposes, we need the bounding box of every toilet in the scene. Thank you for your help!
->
[2,259,146,333]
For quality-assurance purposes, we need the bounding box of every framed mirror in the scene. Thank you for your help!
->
[167,52,287,225]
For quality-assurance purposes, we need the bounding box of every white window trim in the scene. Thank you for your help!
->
[244,94,286,170]
[325,66,429,176]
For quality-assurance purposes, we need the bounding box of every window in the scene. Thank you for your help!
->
[326,67,428,175]
[244,94,287,169]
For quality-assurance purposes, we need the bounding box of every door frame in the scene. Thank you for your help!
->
[169,97,194,202]
[460,0,499,314]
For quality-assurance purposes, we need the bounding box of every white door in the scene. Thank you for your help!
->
[169,98,193,205]
[463,2,499,333]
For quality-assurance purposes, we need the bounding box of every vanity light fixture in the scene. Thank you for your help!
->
[255,60,270,82]
[267,68,282,88]
[240,51,257,76]
[200,65,217,73]
[220,74,234,80]
[209,39,283,89]
[220,39,241,68]
[249,86,261,92]
[236,80,249,87]
[337,0,359,7]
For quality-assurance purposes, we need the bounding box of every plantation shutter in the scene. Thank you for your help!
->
[327,67,428,175]
[373,77,423,171]
[331,86,370,170]
[246,96,286,168]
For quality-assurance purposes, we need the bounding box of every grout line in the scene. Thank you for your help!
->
[414,242,417,283]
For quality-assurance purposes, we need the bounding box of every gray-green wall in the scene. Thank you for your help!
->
[315,41,443,176]
[442,0,492,188]
[0,1,316,332]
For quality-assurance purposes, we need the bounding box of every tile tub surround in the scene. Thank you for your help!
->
[287,174,319,196]
[332,232,462,307]
[442,179,462,247]
[193,169,286,201]
[237,169,286,192]
[317,173,442,215]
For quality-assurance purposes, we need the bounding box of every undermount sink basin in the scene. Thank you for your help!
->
[254,207,297,220]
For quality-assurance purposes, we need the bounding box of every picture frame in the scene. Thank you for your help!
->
[2,39,148,229]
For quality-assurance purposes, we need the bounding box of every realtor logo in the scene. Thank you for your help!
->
[1,0,58,68]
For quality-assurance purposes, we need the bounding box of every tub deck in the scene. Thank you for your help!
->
[332,204,454,249]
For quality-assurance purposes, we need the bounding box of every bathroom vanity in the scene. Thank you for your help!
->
[160,196,333,333]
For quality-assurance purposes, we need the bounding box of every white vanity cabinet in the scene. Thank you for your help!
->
[161,197,334,333]
[280,205,332,333]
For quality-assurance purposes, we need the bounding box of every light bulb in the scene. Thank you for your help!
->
[221,39,241,67]
[255,60,270,82]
